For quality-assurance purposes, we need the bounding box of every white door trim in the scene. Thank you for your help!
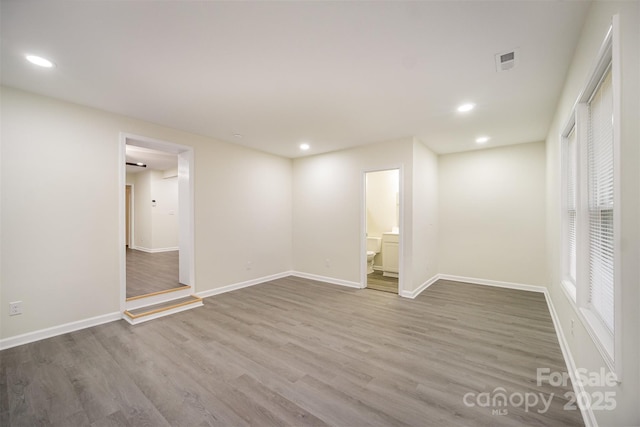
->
[125,184,135,248]
[118,132,195,313]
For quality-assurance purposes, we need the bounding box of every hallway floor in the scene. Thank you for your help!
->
[126,248,183,298]
[366,270,398,294]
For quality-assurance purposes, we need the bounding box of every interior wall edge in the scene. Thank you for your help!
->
[399,274,439,299]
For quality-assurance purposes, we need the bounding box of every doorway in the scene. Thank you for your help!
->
[363,168,401,294]
[119,133,194,311]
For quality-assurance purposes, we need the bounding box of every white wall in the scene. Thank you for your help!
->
[411,139,439,291]
[439,141,547,285]
[545,1,640,425]
[130,171,152,249]
[194,138,293,288]
[366,169,398,238]
[292,138,414,287]
[292,137,439,293]
[129,169,179,251]
[151,172,178,250]
[0,86,293,340]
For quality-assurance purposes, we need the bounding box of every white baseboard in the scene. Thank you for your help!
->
[196,271,293,299]
[544,290,596,427]
[196,270,362,301]
[0,311,121,351]
[0,271,295,351]
[132,246,179,253]
[399,274,439,299]
[402,273,549,299]
[438,274,547,293]
[291,271,362,289]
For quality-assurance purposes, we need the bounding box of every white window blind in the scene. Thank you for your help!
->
[565,127,577,282]
[587,69,614,333]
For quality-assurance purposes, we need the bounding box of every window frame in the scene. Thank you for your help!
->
[558,16,622,379]
[560,122,577,302]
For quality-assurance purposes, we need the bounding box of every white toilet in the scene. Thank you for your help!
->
[366,237,382,274]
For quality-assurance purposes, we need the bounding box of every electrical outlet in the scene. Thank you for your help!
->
[9,301,22,316]
[571,319,575,336]
[246,261,252,271]
[325,258,331,268]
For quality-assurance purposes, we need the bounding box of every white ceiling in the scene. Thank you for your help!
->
[1,1,590,158]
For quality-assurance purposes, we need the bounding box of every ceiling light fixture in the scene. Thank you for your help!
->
[476,136,490,144]
[299,143,310,151]
[457,103,475,113]
[126,162,147,168]
[26,54,54,68]
[233,133,243,138]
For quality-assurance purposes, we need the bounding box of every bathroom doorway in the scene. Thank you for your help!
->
[363,168,400,294]
[119,133,194,311]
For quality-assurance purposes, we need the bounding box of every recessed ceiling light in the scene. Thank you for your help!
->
[299,143,310,151]
[26,54,54,68]
[457,103,475,113]
[476,136,490,144]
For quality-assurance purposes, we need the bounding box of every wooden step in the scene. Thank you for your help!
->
[125,285,194,311]
[123,295,203,325]
[126,284,190,302]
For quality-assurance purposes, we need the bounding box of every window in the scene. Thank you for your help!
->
[559,19,620,375]
[587,69,614,333]
[563,126,577,288]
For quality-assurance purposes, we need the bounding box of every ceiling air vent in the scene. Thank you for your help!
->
[495,49,518,72]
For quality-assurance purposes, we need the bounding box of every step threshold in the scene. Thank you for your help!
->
[126,284,190,302]
[124,295,203,323]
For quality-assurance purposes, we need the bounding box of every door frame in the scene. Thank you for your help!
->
[361,166,404,294]
[125,184,134,247]
[118,132,195,313]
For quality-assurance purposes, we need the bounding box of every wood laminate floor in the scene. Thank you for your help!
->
[366,270,399,294]
[126,248,184,298]
[0,278,584,426]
